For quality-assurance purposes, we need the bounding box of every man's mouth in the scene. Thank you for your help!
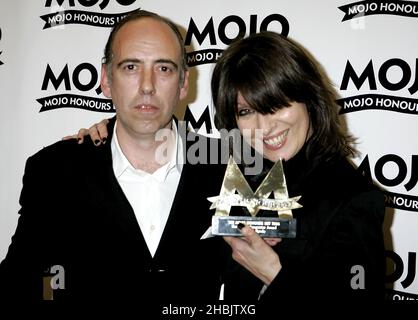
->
[135,104,158,112]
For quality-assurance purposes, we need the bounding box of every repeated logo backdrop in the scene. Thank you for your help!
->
[0,0,417,300]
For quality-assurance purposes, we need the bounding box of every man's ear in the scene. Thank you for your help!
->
[179,70,189,101]
[100,64,112,98]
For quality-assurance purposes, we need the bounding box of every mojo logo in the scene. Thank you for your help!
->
[0,27,3,66]
[43,265,65,300]
[184,105,213,134]
[337,59,418,115]
[385,250,418,300]
[184,14,289,67]
[37,63,114,113]
[358,154,418,212]
[41,0,138,29]
[339,1,418,22]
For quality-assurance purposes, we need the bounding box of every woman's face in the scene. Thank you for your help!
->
[236,92,311,162]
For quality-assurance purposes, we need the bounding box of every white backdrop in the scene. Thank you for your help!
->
[1,0,417,299]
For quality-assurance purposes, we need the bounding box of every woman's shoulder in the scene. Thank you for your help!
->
[312,158,382,197]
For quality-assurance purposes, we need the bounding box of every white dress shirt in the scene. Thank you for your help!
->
[111,120,184,257]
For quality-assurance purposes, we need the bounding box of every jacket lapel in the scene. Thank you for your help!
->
[81,119,153,261]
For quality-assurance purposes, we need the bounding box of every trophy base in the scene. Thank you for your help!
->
[211,215,297,238]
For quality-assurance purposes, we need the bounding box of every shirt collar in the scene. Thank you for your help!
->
[111,119,183,181]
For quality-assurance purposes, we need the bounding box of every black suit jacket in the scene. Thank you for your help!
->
[0,118,227,311]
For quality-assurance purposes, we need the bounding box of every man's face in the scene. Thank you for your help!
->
[101,17,189,140]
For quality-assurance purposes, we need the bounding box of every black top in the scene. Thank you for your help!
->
[222,148,386,307]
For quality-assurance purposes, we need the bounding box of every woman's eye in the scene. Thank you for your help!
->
[237,109,253,117]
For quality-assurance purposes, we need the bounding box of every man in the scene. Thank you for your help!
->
[0,10,227,308]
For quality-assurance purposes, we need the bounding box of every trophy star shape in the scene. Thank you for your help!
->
[206,156,302,238]
[208,156,302,217]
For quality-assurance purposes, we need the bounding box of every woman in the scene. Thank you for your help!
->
[211,31,385,304]
[69,31,386,303]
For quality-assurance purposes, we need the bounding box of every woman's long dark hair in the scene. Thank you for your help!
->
[211,31,356,166]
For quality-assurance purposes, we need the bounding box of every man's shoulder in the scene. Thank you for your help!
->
[31,116,116,162]
[27,138,101,168]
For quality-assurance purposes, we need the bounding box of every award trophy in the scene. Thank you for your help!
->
[207,156,302,238]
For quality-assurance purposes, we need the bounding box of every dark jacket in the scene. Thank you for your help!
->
[0,118,227,312]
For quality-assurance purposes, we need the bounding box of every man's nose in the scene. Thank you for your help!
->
[140,68,155,95]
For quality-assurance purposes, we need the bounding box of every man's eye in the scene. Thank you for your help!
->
[124,64,136,71]
[160,66,172,72]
